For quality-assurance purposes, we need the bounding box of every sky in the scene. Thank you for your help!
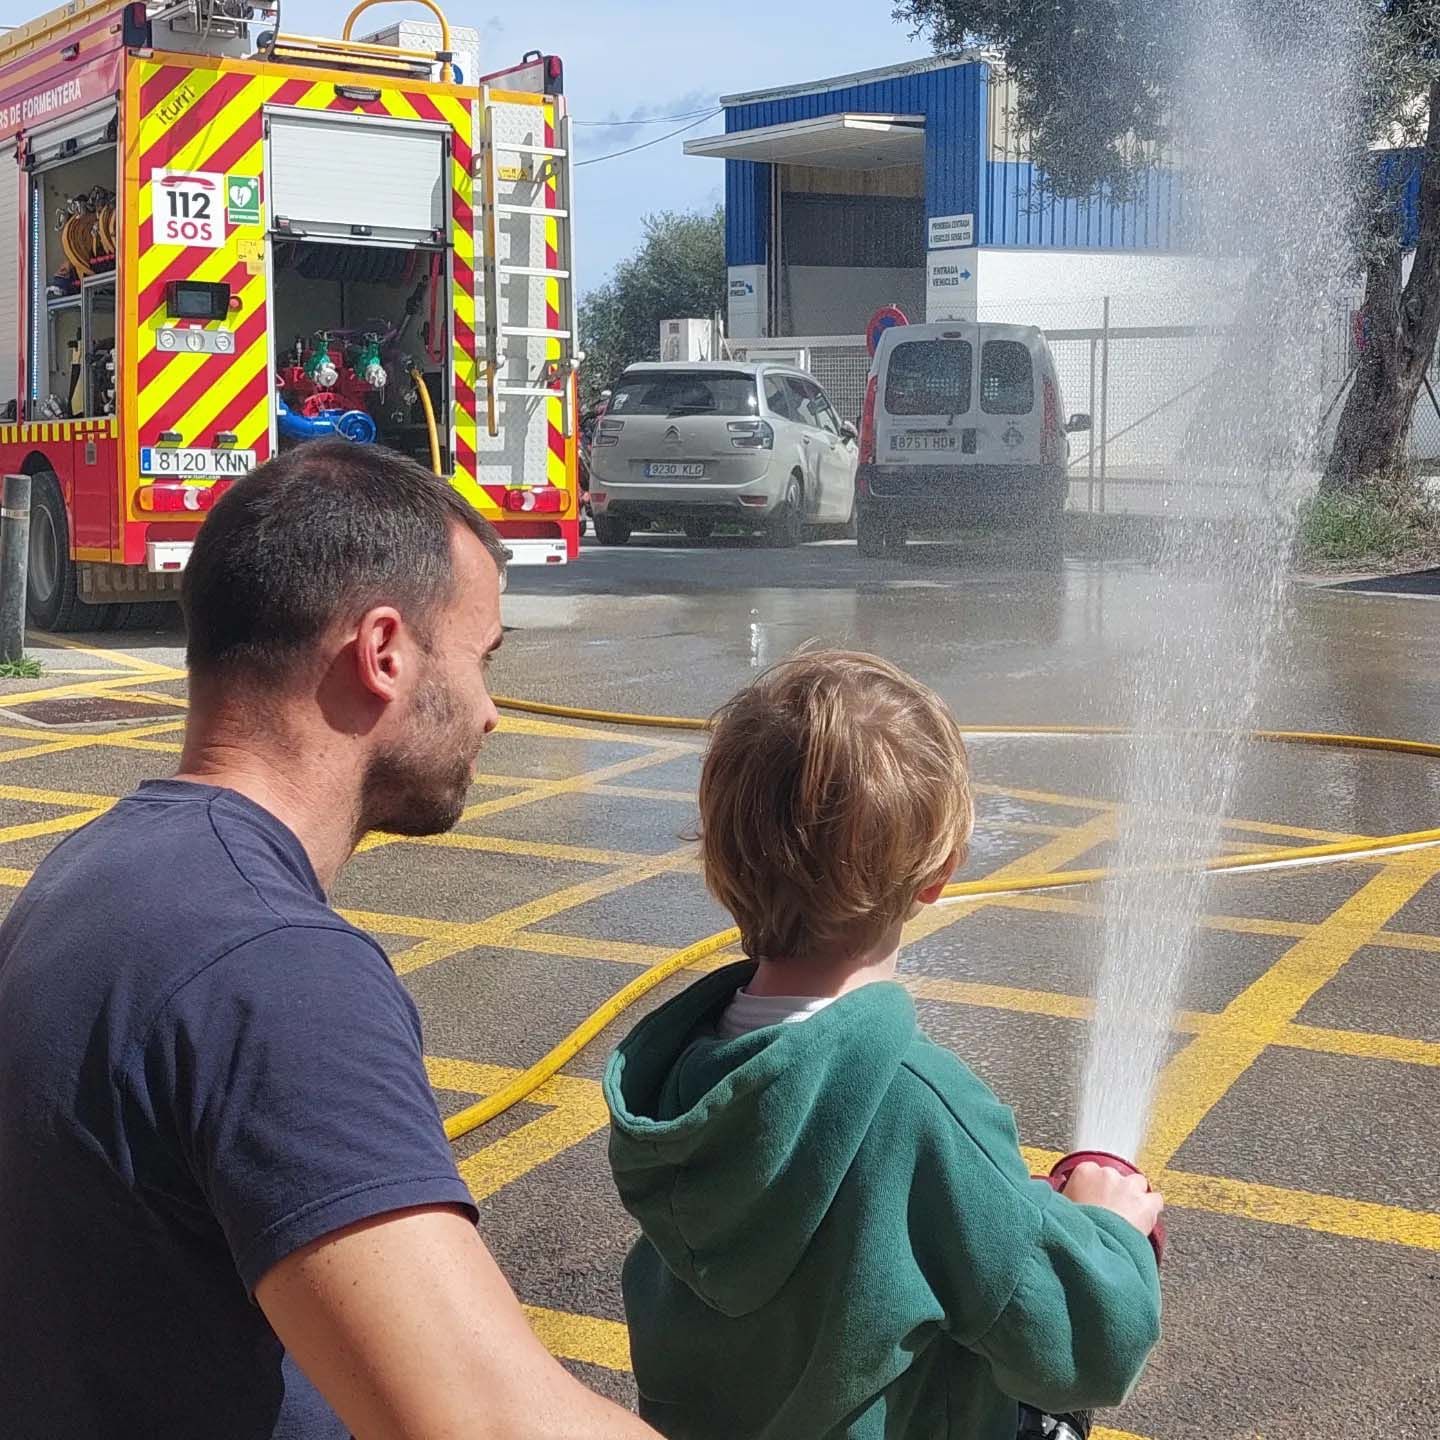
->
[0,0,931,294]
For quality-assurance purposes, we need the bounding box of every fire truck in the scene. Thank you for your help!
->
[0,0,582,630]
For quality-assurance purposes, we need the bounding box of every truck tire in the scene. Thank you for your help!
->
[593,513,631,547]
[765,475,804,549]
[26,472,84,632]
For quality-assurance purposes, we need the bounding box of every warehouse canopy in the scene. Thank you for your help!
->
[684,113,924,170]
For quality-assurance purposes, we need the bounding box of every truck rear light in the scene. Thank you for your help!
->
[1041,377,1059,466]
[595,419,623,446]
[503,487,564,513]
[728,419,773,450]
[136,483,226,513]
[589,491,606,504]
[858,373,878,465]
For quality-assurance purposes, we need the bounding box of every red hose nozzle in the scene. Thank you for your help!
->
[1046,1149,1166,1263]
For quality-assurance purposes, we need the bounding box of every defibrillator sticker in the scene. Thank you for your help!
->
[153,169,224,248]
[225,175,261,227]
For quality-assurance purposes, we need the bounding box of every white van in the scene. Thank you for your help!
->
[855,322,1089,556]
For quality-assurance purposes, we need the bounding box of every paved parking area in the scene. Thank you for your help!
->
[6,547,1440,1438]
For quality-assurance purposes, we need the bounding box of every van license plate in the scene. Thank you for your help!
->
[891,433,957,452]
[645,462,705,478]
[141,447,257,478]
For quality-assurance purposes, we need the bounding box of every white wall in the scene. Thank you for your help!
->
[974,249,1251,329]
[785,266,924,336]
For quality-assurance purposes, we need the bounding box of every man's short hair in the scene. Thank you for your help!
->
[699,650,973,963]
[181,441,508,683]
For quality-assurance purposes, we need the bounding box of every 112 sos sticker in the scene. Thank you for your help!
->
[153,169,223,247]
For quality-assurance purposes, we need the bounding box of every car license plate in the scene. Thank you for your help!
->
[644,462,705,478]
[140,447,257,478]
[891,433,958,452]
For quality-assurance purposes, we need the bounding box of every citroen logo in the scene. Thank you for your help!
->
[664,425,680,442]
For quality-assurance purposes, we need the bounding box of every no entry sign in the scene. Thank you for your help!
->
[866,305,909,357]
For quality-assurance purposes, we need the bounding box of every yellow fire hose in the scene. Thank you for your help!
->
[411,367,442,477]
[443,702,1440,1141]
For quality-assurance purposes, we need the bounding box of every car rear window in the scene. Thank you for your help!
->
[980,340,1035,415]
[883,340,972,416]
[608,372,759,417]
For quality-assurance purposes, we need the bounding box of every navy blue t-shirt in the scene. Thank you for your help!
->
[0,780,477,1438]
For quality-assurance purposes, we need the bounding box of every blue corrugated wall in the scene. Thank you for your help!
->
[720,58,1185,264]
[723,62,984,267]
[983,161,1182,249]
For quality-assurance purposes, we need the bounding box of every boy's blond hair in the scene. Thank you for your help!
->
[699,650,973,962]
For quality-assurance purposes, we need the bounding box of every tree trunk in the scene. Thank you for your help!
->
[1325,79,1440,496]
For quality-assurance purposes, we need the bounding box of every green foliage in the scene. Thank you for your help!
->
[1296,485,1440,568]
[893,0,1177,199]
[0,656,43,679]
[578,207,726,403]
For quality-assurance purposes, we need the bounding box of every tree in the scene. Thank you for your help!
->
[578,207,726,403]
[895,0,1440,495]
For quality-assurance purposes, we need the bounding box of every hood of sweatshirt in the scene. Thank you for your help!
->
[603,961,919,1318]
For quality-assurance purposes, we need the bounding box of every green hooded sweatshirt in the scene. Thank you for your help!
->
[604,963,1161,1440]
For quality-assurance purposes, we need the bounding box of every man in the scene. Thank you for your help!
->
[0,442,657,1439]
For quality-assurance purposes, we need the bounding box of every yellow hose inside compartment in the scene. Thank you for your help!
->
[445,704,1440,1140]
[411,367,442,476]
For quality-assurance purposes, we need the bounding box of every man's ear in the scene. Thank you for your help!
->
[914,848,962,908]
[352,606,407,703]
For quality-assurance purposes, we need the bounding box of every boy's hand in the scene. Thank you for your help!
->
[1061,1161,1164,1237]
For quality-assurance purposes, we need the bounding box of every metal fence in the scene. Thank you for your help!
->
[731,297,1382,517]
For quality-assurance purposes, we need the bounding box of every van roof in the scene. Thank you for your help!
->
[879,321,1047,348]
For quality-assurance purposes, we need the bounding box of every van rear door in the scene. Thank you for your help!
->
[876,330,975,465]
[974,335,1046,468]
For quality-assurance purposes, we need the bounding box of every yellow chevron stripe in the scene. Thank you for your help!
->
[231,390,272,452]
[137,273,267,425]
[135,68,226,156]
[179,334,269,444]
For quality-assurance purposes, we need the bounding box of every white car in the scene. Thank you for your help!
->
[587,362,859,547]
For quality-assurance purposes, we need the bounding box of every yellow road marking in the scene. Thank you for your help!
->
[403,829,663,869]
[39,634,179,677]
[1140,852,1440,1173]
[0,672,186,709]
[359,745,692,856]
[0,809,107,846]
[522,1306,633,1372]
[901,810,1118,947]
[426,1058,610,1202]
[1275,1022,1440,1068]
[1158,1170,1440,1250]
[393,843,698,977]
[505,929,681,968]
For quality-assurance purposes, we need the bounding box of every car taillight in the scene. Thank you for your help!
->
[1041,377,1059,465]
[858,374,878,465]
[595,418,623,446]
[728,419,774,450]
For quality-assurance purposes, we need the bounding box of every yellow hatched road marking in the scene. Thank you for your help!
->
[1139,851,1440,1174]
[901,810,1117,947]
[426,1057,609,1202]
[391,840,697,977]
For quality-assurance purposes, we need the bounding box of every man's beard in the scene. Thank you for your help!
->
[359,675,481,839]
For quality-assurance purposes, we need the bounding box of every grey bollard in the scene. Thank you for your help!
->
[0,473,31,663]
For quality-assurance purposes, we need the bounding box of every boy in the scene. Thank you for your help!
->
[604,651,1163,1440]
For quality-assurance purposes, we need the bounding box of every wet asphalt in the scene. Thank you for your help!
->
[5,532,1440,1438]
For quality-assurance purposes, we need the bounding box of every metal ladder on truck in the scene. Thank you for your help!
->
[477,88,579,440]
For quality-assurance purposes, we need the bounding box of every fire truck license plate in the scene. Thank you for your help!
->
[140,448,257,478]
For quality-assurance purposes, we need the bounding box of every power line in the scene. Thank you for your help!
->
[574,107,720,127]
[575,110,722,167]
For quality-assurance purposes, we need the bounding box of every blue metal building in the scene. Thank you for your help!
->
[685,55,1185,338]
